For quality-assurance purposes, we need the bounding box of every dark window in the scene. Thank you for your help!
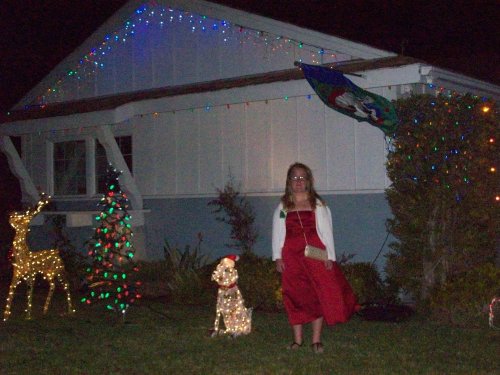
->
[11,136,22,158]
[53,140,86,195]
[96,136,132,193]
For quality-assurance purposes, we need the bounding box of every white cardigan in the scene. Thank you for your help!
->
[272,200,336,261]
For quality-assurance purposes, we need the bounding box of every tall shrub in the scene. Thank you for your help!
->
[208,176,258,255]
[385,93,498,303]
[163,235,213,305]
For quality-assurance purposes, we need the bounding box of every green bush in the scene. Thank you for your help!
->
[164,237,209,274]
[134,237,214,305]
[135,236,209,283]
[162,237,213,305]
[234,253,282,312]
[167,268,213,306]
[134,260,213,305]
[207,257,392,312]
[428,263,500,327]
[134,260,168,283]
[341,262,389,304]
[158,252,281,312]
[137,250,400,314]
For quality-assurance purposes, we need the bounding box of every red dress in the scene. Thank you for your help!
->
[281,211,358,326]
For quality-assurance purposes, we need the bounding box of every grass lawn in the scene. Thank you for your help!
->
[0,288,498,375]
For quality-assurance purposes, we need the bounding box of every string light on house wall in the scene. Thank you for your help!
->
[32,2,343,107]
[13,82,493,139]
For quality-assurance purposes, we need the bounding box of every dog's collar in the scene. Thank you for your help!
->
[220,283,237,290]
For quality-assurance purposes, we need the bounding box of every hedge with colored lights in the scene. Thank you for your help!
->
[385,92,498,302]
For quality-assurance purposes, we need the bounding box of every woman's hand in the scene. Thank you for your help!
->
[324,260,333,270]
[275,259,285,273]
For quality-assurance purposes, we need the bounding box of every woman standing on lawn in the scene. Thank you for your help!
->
[272,162,358,354]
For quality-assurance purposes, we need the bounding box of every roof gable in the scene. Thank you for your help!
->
[17,0,393,110]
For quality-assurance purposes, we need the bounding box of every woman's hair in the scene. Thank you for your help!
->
[280,162,323,210]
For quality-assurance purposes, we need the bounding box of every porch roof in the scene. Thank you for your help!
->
[1,55,419,124]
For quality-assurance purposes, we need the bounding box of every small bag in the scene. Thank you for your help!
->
[304,244,328,261]
[296,211,328,262]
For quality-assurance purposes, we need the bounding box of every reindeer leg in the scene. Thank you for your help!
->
[3,277,19,321]
[26,278,34,320]
[44,278,56,314]
[57,273,74,315]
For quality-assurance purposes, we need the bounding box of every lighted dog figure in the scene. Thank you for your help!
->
[3,195,74,321]
[211,255,252,337]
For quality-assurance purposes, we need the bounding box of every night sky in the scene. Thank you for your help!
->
[0,0,498,114]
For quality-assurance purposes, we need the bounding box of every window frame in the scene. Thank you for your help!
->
[48,135,132,198]
[50,138,91,197]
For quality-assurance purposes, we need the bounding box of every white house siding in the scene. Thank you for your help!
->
[18,76,398,265]
[128,81,393,198]
[153,112,178,195]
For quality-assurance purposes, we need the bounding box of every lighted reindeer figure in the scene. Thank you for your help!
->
[3,196,74,321]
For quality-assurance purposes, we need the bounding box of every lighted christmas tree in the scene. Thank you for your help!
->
[385,92,498,301]
[82,165,140,319]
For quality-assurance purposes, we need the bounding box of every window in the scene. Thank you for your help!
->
[116,136,133,172]
[54,140,86,195]
[52,136,132,196]
[96,136,132,193]
[11,136,22,157]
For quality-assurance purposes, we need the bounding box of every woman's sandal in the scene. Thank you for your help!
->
[287,342,303,350]
[311,342,324,354]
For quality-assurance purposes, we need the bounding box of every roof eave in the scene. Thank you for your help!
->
[424,66,500,100]
[1,55,418,124]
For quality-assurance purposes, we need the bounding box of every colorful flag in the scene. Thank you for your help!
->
[298,62,399,135]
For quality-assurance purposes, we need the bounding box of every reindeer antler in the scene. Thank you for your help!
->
[30,194,51,216]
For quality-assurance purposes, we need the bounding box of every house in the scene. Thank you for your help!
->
[1,0,499,269]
